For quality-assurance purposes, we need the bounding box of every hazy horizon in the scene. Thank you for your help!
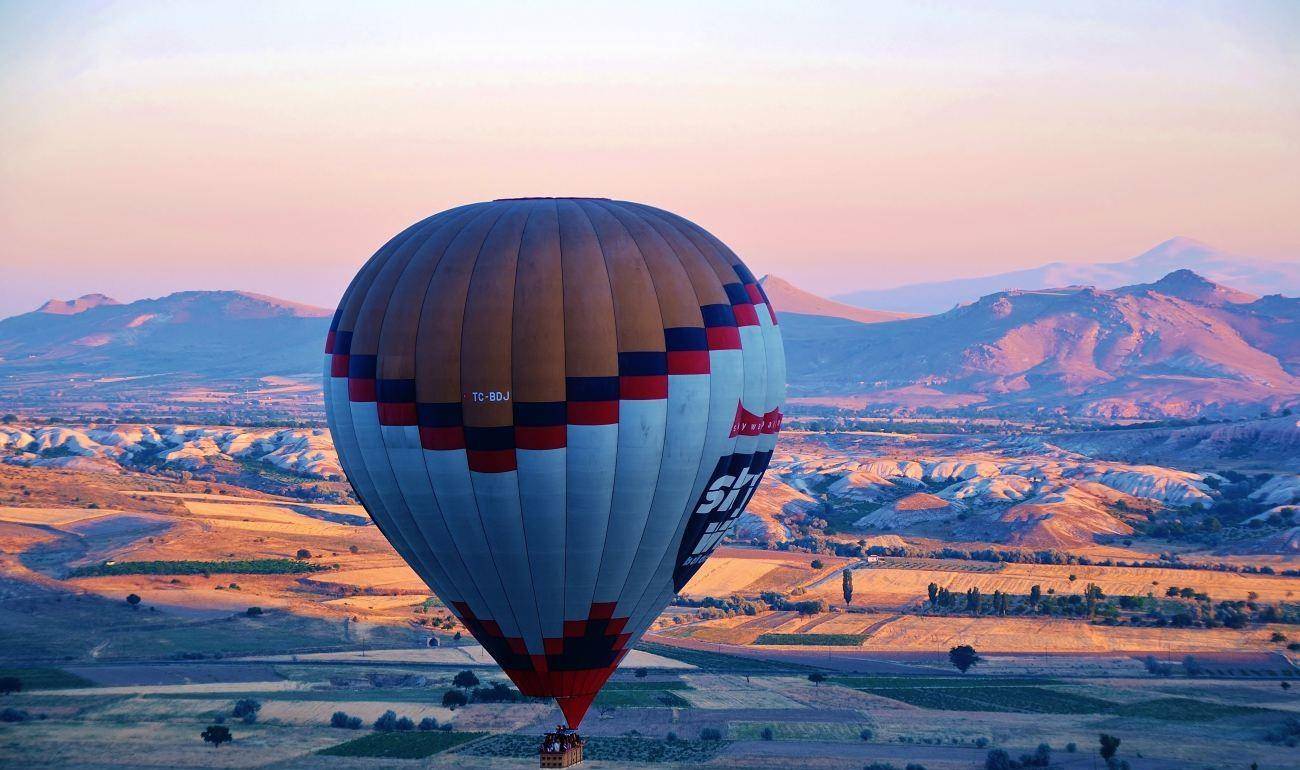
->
[3,1,1298,317]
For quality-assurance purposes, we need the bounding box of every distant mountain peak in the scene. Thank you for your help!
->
[758,274,914,324]
[36,293,121,315]
[1122,269,1257,306]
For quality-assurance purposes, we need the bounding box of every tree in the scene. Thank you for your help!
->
[1029,584,1041,606]
[699,727,722,741]
[418,716,439,731]
[760,726,774,741]
[245,606,263,617]
[232,698,261,724]
[810,559,824,569]
[373,710,399,731]
[201,725,232,749]
[807,673,826,686]
[842,569,854,606]
[949,644,980,673]
[295,549,311,560]
[453,670,480,689]
[395,716,415,731]
[927,582,939,606]
[984,749,1013,770]
[442,689,468,709]
[126,593,141,609]
[0,677,21,695]
[331,711,362,729]
[1099,733,1121,760]
[634,668,648,679]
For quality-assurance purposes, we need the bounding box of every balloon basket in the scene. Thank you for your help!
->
[539,727,584,767]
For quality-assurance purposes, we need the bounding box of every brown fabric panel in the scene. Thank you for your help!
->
[352,210,467,357]
[595,201,702,330]
[512,201,566,403]
[377,205,484,380]
[461,202,529,427]
[335,214,440,339]
[578,201,663,354]
[415,206,509,403]
[556,200,617,378]
[616,203,729,309]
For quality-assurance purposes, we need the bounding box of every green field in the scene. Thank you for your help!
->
[861,685,1277,721]
[728,721,873,741]
[593,689,692,707]
[634,641,817,673]
[456,734,728,763]
[69,559,329,577]
[317,731,485,758]
[0,667,95,691]
[754,633,867,646]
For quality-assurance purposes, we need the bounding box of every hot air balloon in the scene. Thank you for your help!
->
[324,198,784,731]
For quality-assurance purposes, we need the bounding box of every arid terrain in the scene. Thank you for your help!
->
[1,260,1297,768]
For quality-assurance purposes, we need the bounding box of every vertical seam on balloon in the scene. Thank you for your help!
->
[368,210,464,597]
[379,205,486,615]
[414,205,515,629]
[610,203,725,632]
[458,202,535,646]
[333,215,447,582]
[572,199,623,621]
[507,201,548,656]
[589,199,680,616]
[552,198,569,642]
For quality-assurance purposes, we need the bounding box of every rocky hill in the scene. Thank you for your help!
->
[0,290,330,378]
[836,237,1300,314]
[783,271,1300,419]
[759,275,912,324]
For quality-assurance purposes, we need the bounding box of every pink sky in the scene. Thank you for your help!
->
[2,2,1298,316]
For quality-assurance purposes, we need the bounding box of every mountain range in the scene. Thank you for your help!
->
[2,262,1297,420]
[835,237,1300,314]
[782,269,1299,418]
[0,290,329,378]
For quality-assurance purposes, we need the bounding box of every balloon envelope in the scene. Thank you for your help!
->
[325,198,785,726]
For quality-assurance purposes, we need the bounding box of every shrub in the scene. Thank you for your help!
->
[665,731,678,743]
[760,726,774,741]
[232,698,261,724]
[949,644,980,673]
[1099,733,1121,760]
[0,708,31,723]
[442,689,468,709]
[295,549,312,559]
[811,559,824,569]
[201,725,232,748]
[331,711,362,729]
[373,710,399,732]
[126,593,141,608]
[245,606,264,617]
[859,728,874,741]
[1066,742,1077,752]
[984,749,1012,770]
[700,727,722,741]
[634,668,648,678]
[453,670,480,689]
[418,717,439,731]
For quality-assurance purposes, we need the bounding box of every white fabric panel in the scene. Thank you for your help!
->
[516,448,567,640]
[564,423,617,620]
[423,448,519,638]
[613,373,708,619]
[348,402,442,588]
[627,346,743,629]
[380,424,486,614]
[469,468,543,654]
[593,398,667,604]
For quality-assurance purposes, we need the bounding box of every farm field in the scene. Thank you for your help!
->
[806,558,1300,607]
[1,652,1298,769]
[670,610,1300,653]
